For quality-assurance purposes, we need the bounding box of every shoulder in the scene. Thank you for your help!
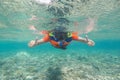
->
[71,32,79,40]
[72,32,78,35]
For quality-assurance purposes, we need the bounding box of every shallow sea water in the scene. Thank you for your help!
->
[0,0,120,80]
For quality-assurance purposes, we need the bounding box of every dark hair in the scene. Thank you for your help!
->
[54,31,68,40]
[52,26,68,40]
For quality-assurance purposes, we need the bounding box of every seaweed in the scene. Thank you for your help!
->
[77,56,89,62]
[92,64,100,71]
[45,67,63,80]
[0,61,5,67]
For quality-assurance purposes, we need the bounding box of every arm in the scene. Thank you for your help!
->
[72,32,95,46]
[76,37,95,46]
[28,39,45,47]
[28,33,49,47]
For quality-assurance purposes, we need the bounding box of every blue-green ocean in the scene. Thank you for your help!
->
[0,0,120,80]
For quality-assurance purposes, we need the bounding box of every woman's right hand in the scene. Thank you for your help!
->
[87,40,95,46]
[28,40,36,47]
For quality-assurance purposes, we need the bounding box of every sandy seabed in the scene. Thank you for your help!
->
[0,51,120,80]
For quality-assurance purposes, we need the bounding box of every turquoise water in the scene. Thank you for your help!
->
[0,0,120,80]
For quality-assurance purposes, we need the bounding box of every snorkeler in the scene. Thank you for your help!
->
[28,26,95,49]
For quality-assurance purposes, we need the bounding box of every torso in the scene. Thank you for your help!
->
[42,31,79,48]
[49,36,70,48]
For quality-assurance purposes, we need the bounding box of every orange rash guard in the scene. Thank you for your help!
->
[42,32,79,47]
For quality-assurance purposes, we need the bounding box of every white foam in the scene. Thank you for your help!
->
[35,0,51,5]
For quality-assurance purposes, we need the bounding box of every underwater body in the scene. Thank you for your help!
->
[0,0,120,80]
